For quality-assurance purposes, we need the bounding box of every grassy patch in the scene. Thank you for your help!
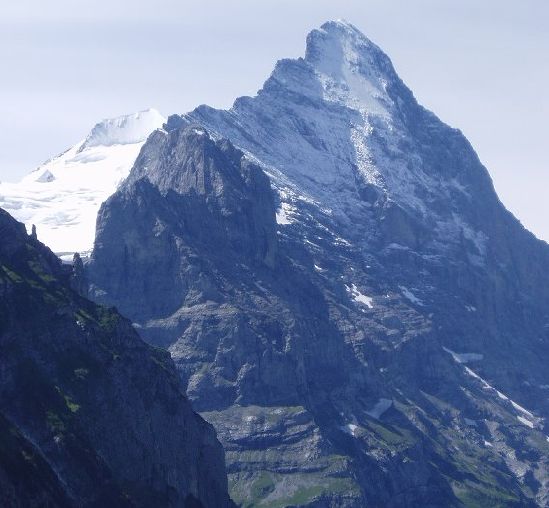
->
[363,419,415,448]
[452,480,521,507]
[64,396,80,414]
[97,307,120,332]
[75,308,94,322]
[55,387,81,414]
[1,265,23,283]
[264,477,357,508]
[45,411,65,434]
[27,259,56,283]
[250,472,276,502]
[232,471,359,508]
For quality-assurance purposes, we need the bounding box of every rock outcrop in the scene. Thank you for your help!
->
[91,126,278,325]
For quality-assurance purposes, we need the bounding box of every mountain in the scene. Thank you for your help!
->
[0,109,165,257]
[0,208,233,507]
[87,20,549,507]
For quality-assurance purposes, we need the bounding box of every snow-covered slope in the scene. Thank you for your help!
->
[0,109,165,255]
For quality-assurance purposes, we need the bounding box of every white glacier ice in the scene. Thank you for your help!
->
[0,109,165,254]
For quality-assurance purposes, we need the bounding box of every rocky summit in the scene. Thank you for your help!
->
[86,21,549,507]
[0,208,233,507]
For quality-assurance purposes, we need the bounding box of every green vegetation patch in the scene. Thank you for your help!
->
[363,418,416,448]
[452,479,521,508]
[1,264,23,283]
[45,411,66,434]
[97,306,121,332]
[27,259,56,283]
[250,471,276,501]
[63,394,80,413]
[231,471,360,508]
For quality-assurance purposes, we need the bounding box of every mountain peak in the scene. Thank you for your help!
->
[79,108,165,150]
[305,20,393,79]
[316,19,371,45]
[257,21,402,120]
[87,20,549,507]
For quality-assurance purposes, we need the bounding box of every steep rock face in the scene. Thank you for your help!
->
[126,125,277,269]
[0,208,233,507]
[182,20,549,407]
[90,126,277,323]
[89,21,549,507]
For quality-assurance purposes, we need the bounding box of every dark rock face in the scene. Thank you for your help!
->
[126,125,277,272]
[90,126,277,326]
[88,21,549,508]
[0,208,233,507]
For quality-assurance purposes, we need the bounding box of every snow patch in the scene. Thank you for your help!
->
[346,283,373,309]
[191,127,207,136]
[460,363,541,429]
[386,243,410,251]
[510,401,535,420]
[517,416,534,429]
[341,423,360,437]
[276,201,296,225]
[443,347,483,364]
[80,108,164,149]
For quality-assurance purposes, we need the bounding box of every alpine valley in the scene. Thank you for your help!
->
[3,20,549,508]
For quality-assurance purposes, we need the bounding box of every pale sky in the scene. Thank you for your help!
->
[1,0,548,239]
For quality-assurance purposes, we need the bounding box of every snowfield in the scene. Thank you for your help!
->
[346,283,374,309]
[0,109,165,254]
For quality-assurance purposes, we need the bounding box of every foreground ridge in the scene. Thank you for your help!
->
[0,208,233,507]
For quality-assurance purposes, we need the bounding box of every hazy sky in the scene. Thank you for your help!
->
[1,0,548,239]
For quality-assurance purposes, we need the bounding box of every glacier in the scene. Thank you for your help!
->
[0,108,165,255]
